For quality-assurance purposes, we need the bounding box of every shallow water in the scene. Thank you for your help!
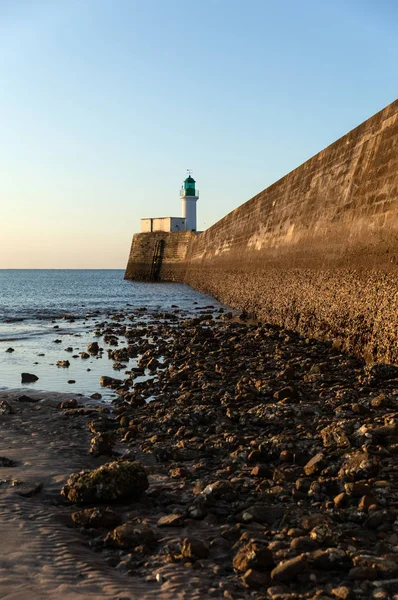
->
[0,270,227,398]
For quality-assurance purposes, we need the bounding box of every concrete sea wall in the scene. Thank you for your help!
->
[125,100,398,364]
[125,231,195,281]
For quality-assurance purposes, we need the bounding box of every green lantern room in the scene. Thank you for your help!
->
[183,175,196,197]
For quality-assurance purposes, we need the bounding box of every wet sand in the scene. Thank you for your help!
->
[2,310,398,600]
[0,390,211,600]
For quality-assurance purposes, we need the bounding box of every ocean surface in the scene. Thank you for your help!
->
[0,270,225,399]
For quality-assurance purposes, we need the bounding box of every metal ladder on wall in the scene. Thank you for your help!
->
[149,239,165,281]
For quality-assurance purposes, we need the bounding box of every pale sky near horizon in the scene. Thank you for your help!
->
[1,0,397,268]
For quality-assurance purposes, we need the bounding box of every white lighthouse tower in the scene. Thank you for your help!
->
[180,171,198,231]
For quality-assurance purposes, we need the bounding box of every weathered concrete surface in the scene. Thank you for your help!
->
[125,100,398,363]
[124,231,195,281]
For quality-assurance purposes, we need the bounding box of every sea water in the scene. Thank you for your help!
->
[0,270,225,399]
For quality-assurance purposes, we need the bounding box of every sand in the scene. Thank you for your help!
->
[0,391,206,600]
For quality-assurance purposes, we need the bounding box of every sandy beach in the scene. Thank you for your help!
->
[2,311,398,600]
[0,389,213,600]
[0,390,131,600]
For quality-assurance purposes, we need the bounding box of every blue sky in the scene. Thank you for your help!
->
[0,0,396,267]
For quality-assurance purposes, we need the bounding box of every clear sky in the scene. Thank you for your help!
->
[0,0,396,268]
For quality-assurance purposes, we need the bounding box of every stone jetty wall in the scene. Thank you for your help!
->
[124,231,195,281]
[125,100,398,363]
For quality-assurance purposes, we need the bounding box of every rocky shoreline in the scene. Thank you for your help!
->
[2,308,398,599]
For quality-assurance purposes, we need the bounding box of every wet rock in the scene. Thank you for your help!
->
[352,555,398,578]
[89,433,114,457]
[242,568,270,589]
[21,373,39,383]
[0,400,14,414]
[86,418,115,435]
[365,510,395,530]
[279,450,294,463]
[304,452,326,476]
[309,548,349,570]
[271,554,309,582]
[0,457,17,467]
[273,387,298,401]
[5,347,14,353]
[358,495,377,512]
[334,492,348,508]
[338,450,379,481]
[80,352,90,359]
[87,342,99,354]
[56,360,70,368]
[105,523,156,549]
[251,465,272,477]
[71,507,121,529]
[241,504,283,525]
[290,536,318,552]
[309,524,335,544]
[169,466,189,478]
[372,580,398,593]
[373,424,398,440]
[157,514,184,527]
[187,500,207,520]
[16,395,39,403]
[57,399,78,409]
[331,587,352,600]
[100,376,123,388]
[71,311,398,595]
[344,482,372,497]
[61,460,148,504]
[321,424,350,448]
[348,566,378,580]
[181,537,210,560]
[296,478,312,493]
[233,541,274,572]
[202,480,234,504]
[16,481,43,497]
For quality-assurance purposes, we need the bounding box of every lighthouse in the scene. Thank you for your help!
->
[180,172,199,231]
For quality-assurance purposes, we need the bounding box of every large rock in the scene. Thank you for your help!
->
[105,523,155,549]
[304,452,326,476]
[338,450,379,481]
[21,373,38,383]
[61,460,148,504]
[181,538,210,560]
[100,376,123,388]
[271,554,309,582]
[320,424,350,448]
[72,507,121,529]
[87,342,99,355]
[242,569,270,589]
[233,541,274,572]
[89,433,114,457]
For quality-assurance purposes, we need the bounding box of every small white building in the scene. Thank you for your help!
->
[140,173,199,233]
[141,217,186,233]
